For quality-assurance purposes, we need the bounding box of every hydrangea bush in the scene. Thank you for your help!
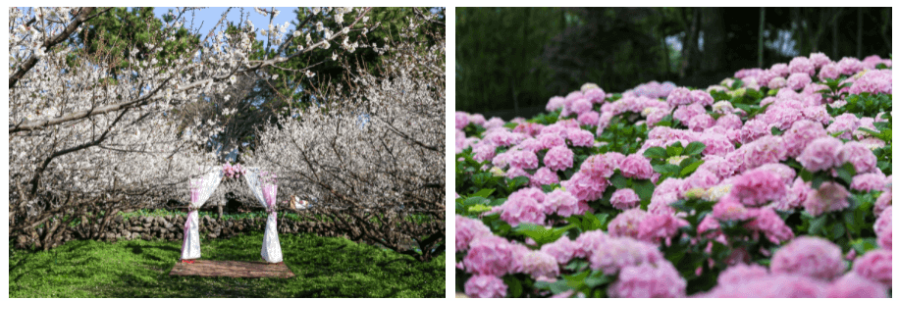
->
[455,53,892,298]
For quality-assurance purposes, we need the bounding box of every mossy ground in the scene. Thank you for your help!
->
[9,232,444,298]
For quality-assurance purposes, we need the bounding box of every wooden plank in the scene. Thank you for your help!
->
[169,260,295,279]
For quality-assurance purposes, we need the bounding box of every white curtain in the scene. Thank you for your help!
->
[181,168,223,260]
[244,168,283,263]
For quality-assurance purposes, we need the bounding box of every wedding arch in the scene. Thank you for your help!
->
[181,165,282,263]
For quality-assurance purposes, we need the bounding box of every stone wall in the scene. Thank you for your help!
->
[15,213,343,249]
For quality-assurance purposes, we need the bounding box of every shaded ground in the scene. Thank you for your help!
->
[9,232,444,298]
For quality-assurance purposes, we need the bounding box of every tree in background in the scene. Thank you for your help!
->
[455,7,892,116]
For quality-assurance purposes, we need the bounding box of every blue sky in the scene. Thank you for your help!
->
[152,7,298,46]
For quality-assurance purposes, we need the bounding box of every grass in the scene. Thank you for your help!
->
[8,232,444,298]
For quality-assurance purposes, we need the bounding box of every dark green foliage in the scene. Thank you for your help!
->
[9,232,444,298]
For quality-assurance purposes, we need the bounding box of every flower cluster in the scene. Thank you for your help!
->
[456,52,891,298]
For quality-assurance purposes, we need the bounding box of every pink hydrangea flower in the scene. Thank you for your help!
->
[771,236,845,281]
[521,250,560,280]
[465,275,507,298]
[570,98,593,115]
[850,172,888,192]
[826,273,888,298]
[472,143,497,162]
[546,96,566,112]
[688,114,715,132]
[580,154,619,179]
[803,182,850,216]
[826,113,860,140]
[838,141,878,174]
[809,52,831,68]
[768,76,787,89]
[463,235,525,276]
[801,106,833,125]
[574,230,609,258]
[673,103,706,125]
[698,273,827,298]
[717,263,770,286]
[738,119,769,144]
[637,214,689,245]
[455,112,470,130]
[852,249,892,288]
[610,188,641,210]
[561,172,609,202]
[684,168,721,190]
[456,215,492,251]
[588,236,664,275]
[529,167,560,188]
[565,128,595,147]
[607,208,648,239]
[818,63,841,80]
[797,137,843,172]
[713,114,741,132]
[690,90,714,106]
[783,120,828,158]
[837,57,863,75]
[874,207,891,250]
[740,135,787,170]
[540,236,579,264]
[874,189,891,218]
[729,169,786,207]
[712,196,750,221]
[577,111,600,126]
[536,133,566,150]
[666,87,693,108]
[762,106,802,131]
[544,189,579,217]
[508,150,538,170]
[543,146,574,172]
[787,73,812,90]
[789,56,816,76]
[619,154,655,180]
[498,189,545,227]
[584,87,607,103]
[607,262,686,298]
[745,207,795,244]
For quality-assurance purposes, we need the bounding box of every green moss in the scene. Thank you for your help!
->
[9,233,444,298]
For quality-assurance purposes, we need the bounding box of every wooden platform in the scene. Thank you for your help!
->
[169,260,295,279]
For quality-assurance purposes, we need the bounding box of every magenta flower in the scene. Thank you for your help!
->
[607,262,686,298]
[852,249,892,288]
[610,188,641,210]
[797,137,843,172]
[771,236,844,281]
[729,169,786,207]
[465,275,507,298]
[803,182,850,216]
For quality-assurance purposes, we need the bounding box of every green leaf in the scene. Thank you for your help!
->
[851,238,879,255]
[680,160,705,177]
[643,147,668,159]
[836,162,857,186]
[610,173,628,189]
[683,142,707,156]
[770,127,784,135]
[470,188,495,198]
[632,181,656,202]
[808,215,828,235]
[666,144,684,157]
[503,276,523,298]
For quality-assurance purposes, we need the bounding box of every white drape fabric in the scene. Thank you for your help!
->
[181,168,223,260]
[244,168,283,263]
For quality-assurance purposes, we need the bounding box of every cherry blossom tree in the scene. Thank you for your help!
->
[243,11,446,261]
[8,7,375,249]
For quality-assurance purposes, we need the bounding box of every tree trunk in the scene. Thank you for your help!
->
[701,8,725,73]
[680,8,700,78]
[832,8,839,59]
[857,8,863,59]
[758,8,765,68]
